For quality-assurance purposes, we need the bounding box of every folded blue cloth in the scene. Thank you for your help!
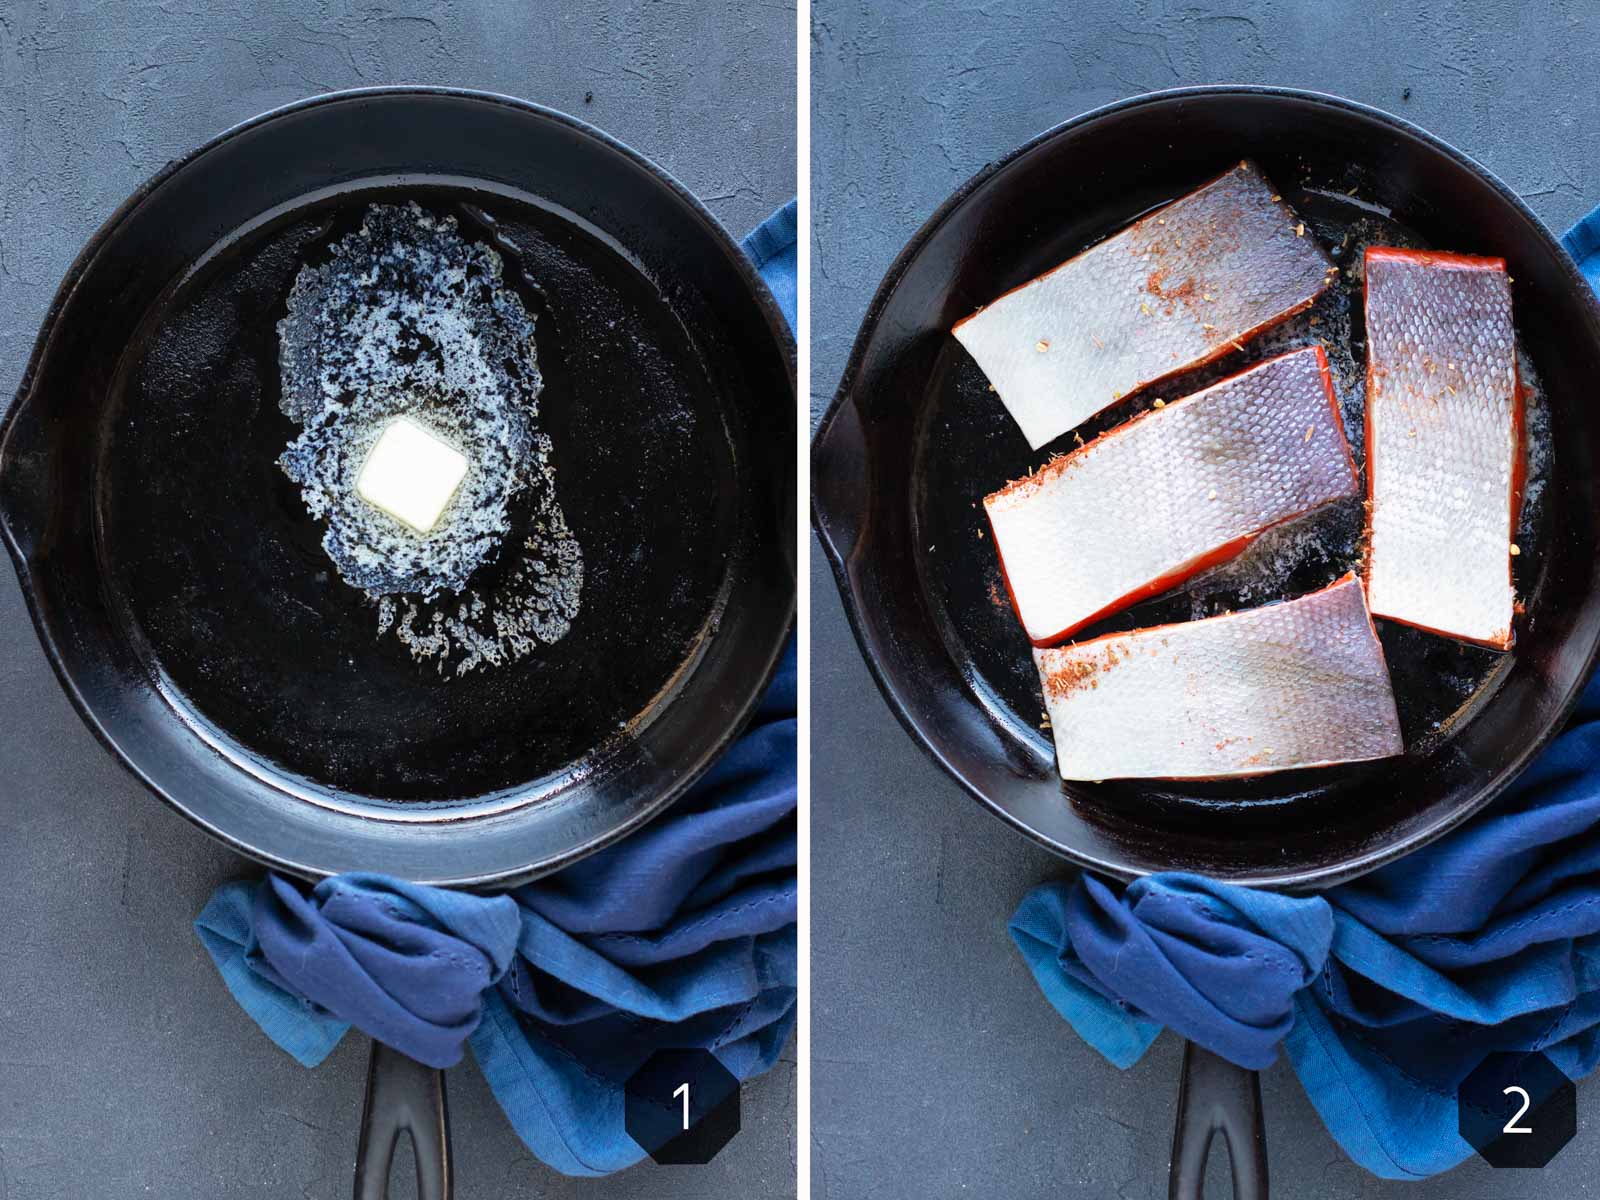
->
[1011,205,1600,1183]
[742,198,797,324]
[196,201,797,1177]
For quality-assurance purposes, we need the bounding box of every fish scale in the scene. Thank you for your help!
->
[984,346,1359,645]
[1035,574,1402,780]
[1363,248,1518,649]
[953,160,1335,449]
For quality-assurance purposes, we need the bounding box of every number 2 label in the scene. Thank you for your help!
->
[1503,1085,1533,1134]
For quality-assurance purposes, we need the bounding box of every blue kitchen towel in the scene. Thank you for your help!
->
[1566,202,1600,293]
[1013,669,1600,1179]
[743,198,797,326]
[1010,208,1600,1182]
[196,202,797,1177]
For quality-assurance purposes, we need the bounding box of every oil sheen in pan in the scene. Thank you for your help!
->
[914,180,1552,812]
[102,182,736,802]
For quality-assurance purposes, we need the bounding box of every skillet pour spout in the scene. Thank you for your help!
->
[0,380,52,568]
[811,391,869,573]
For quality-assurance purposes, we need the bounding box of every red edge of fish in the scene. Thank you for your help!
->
[1361,250,1377,591]
[1364,246,1508,271]
[1114,291,1327,419]
[1023,531,1259,647]
[1366,581,1515,650]
[986,346,1332,505]
[1370,610,1514,652]
[1360,246,1518,652]
[985,346,1355,646]
[985,505,1026,627]
[1510,355,1526,642]
[1039,571,1365,659]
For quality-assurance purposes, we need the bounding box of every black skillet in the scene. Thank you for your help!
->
[2,87,794,1199]
[812,86,1600,1199]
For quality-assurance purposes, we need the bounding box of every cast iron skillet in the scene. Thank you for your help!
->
[2,88,794,1199]
[812,86,1600,1198]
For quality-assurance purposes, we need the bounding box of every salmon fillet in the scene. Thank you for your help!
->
[1362,247,1519,649]
[985,347,1358,646]
[1035,574,1402,780]
[953,160,1335,450]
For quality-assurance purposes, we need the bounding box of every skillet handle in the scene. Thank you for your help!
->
[1168,1041,1267,1200]
[353,1040,452,1200]
[810,392,869,567]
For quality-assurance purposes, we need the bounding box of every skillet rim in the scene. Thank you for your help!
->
[811,83,1600,890]
[0,85,797,887]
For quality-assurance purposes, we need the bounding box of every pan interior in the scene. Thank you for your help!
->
[100,179,739,808]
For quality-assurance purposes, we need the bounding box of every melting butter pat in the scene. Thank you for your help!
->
[355,416,469,534]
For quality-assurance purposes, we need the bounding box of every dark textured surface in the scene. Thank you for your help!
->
[812,2,1600,1197]
[0,3,795,1198]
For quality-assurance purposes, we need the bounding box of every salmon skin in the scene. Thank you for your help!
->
[1363,247,1518,649]
[953,160,1335,450]
[985,346,1358,646]
[1035,574,1402,780]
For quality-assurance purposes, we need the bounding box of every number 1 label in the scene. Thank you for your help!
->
[674,1081,691,1131]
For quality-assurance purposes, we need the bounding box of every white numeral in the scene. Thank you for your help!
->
[674,1081,691,1130]
[1503,1085,1533,1134]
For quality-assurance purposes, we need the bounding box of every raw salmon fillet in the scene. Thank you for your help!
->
[1035,574,1402,780]
[1363,247,1519,649]
[953,160,1334,449]
[985,346,1358,646]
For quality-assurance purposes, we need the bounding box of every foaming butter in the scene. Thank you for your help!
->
[276,202,584,675]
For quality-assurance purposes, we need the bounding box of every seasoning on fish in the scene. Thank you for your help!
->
[953,160,1334,450]
[1363,247,1519,649]
[1035,574,1402,780]
[984,346,1358,646]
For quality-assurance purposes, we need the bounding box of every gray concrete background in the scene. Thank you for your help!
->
[0,3,795,1198]
[811,1,1600,1197]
